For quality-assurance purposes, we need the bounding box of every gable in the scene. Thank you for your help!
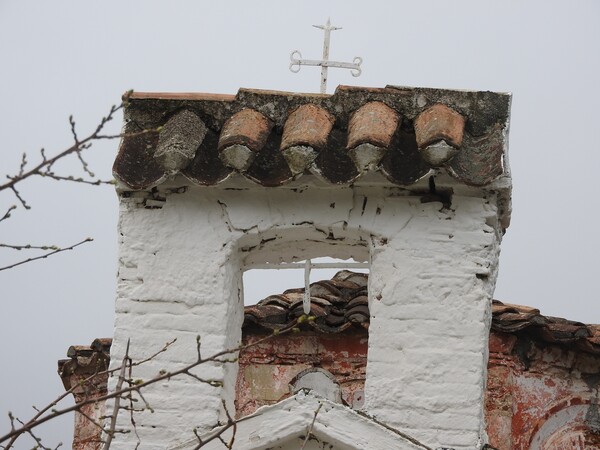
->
[172,391,428,450]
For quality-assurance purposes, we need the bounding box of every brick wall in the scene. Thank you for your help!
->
[486,331,600,449]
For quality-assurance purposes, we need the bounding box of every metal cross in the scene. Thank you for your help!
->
[289,18,362,94]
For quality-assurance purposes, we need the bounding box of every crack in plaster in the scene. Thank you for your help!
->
[216,200,259,235]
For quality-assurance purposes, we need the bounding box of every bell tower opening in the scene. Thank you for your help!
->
[243,256,369,306]
[236,237,371,418]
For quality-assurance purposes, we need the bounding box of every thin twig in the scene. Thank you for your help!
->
[126,352,143,450]
[102,339,130,450]
[0,325,295,446]
[0,338,176,449]
[9,186,29,209]
[221,400,236,449]
[38,173,112,186]
[13,416,61,450]
[0,206,16,223]
[0,104,122,194]
[0,243,59,251]
[0,238,92,272]
[2,357,108,450]
[300,403,322,450]
[77,409,105,434]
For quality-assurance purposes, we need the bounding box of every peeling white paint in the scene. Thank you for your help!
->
[108,175,504,449]
[173,391,429,450]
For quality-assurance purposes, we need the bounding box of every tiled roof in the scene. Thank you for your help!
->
[113,85,511,190]
[58,293,600,398]
[60,286,600,363]
[243,272,600,355]
[491,300,600,354]
[244,270,369,333]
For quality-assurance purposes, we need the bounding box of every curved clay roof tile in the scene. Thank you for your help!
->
[347,102,400,171]
[414,104,466,166]
[447,123,505,186]
[218,109,273,171]
[281,104,334,175]
[154,110,207,174]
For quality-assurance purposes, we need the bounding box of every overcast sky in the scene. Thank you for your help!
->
[1,1,599,448]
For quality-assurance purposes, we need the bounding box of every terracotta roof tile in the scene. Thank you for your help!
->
[218,109,273,171]
[244,271,369,333]
[242,272,600,355]
[491,300,600,354]
[347,101,400,170]
[91,338,112,353]
[448,123,506,186]
[414,103,465,149]
[414,104,465,167]
[114,84,511,191]
[281,104,334,150]
[281,104,334,175]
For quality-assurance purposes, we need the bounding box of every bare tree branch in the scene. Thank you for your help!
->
[2,343,113,450]
[0,243,60,251]
[1,339,176,450]
[0,103,123,197]
[0,238,93,272]
[102,340,130,450]
[220,400,236,449]
[192,405,236,450]
[0,94,170,273]
[300,403,322,450]
[0,206,16,223]
[0,325,296,447]
[14,415,62,450]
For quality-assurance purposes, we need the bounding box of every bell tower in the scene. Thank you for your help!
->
[109,84,511,449]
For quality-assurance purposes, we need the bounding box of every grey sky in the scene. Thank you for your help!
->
[1,0,599,447]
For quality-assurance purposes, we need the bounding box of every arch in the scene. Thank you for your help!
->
[290,369,342,403]
[528,397,593,450]
[238,224,371,269]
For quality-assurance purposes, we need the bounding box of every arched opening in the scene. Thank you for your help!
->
[235,230,371,417]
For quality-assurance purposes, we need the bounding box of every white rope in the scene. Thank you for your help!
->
[303,259,311,314]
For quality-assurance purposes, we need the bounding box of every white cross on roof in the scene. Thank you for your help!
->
[289,18,363,94]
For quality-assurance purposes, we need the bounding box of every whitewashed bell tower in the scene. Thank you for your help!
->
[109,82,511,449]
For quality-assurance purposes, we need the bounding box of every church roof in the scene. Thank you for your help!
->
[61,271,600,374]
[244,270,369,333]
[242,271,600,355]
[113,85,511,192]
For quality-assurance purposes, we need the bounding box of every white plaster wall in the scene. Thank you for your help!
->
[186,391,429,450]
[107,180,501,449]
[365,194,500,449]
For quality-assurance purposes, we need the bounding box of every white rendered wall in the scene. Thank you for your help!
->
[366,194,499,448]
[107,179,501,449]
